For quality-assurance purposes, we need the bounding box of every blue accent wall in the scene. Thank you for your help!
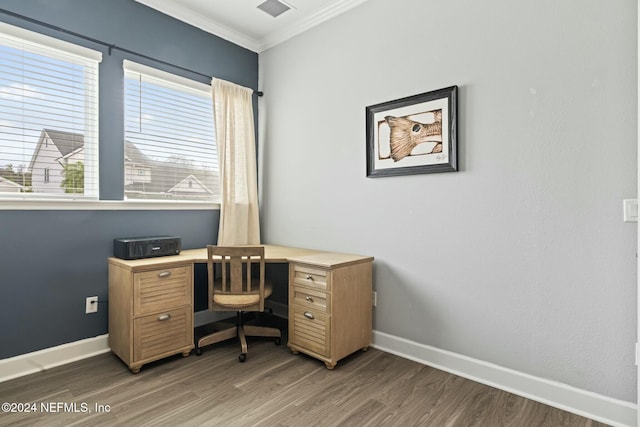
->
[0,210,220,358]
[0,0,258,358]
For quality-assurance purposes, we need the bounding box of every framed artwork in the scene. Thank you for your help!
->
[366,86,458,177]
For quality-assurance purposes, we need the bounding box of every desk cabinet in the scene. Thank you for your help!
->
[287,253,373,369]
[108,259,194,373]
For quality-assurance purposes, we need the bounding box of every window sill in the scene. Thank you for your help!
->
[0,199,220,211]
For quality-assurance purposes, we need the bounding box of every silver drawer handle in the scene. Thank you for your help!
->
[305,275,314,281]
[305,296,314,303]
[303,311,314,320]
[158,313,171,321]
[158,271,172,278]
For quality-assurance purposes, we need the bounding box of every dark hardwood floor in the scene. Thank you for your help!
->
[0,318,609,427]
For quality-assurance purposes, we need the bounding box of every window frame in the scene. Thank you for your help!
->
[122,60,220,206]
[0,21,102,203]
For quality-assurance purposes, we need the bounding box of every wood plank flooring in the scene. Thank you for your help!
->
[0,320,609,427]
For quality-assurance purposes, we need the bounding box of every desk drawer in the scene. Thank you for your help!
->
[134,306,191,361]
[291,286,329,313]
[133,266,192,316]
[290,306,330,357]
[291,264,330,291]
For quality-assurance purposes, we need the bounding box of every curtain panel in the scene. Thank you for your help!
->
[212,78,260,245]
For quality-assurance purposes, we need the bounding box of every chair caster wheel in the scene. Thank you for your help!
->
[239,353,246,362]
[274,337,281,346]
[196,348,202,356]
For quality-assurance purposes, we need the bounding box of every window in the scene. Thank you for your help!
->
[0,22,101,199]
[123,60,219,203]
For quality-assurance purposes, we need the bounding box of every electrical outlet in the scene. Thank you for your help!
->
[372,291,377,307]
[86,296,98,314]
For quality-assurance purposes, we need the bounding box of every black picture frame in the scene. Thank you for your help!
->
[366,86,458,177]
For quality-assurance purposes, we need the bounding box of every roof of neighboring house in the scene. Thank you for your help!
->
[167,174,213,195]
[43,129,84,157]
[28,129,85,171]
[125,141,149,164]
[0,176,24,189]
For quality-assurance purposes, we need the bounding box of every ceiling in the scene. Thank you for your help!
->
[134,0,370,53]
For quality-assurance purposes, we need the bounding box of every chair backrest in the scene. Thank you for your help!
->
[207,245,265,312]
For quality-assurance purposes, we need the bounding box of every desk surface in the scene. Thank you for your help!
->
[108,244,373,270]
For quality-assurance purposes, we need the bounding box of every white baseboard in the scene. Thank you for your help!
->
[0,334,110,384]
[372,330,636,427]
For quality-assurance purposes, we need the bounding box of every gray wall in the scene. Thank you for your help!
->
[0,0,257,358]
[259,0,637,403]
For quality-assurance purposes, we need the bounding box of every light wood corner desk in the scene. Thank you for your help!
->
[108,244,374,373]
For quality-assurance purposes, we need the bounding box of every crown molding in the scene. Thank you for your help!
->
[258,0,370,52]
[134,0,261,52]
[135,0,370,53]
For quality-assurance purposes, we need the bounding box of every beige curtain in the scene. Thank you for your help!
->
[212,78,260,245]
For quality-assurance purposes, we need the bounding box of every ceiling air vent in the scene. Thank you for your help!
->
[257,0,292,18]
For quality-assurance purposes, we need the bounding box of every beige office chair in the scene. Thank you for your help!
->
[195,245,281,362]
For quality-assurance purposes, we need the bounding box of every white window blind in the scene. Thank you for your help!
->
[123,60,219,203]
[0,22,101,200]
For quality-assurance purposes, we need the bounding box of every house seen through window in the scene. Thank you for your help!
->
[0,22,100,199]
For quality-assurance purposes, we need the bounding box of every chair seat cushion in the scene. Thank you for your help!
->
[213,293,260,308]
[213,279,273,309]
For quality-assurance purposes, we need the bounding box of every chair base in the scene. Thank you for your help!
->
[195,312,281,361]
